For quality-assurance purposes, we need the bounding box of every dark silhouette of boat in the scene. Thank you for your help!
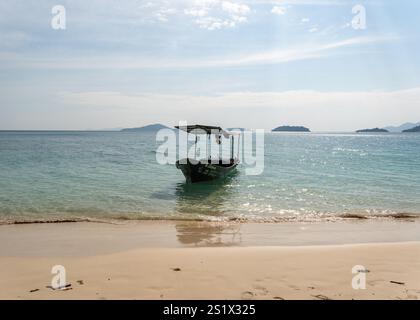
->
[175,125,240,183]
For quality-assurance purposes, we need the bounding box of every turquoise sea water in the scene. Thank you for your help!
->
[0,131,419,224]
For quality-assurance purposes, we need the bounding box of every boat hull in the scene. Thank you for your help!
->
[176,159,238,183]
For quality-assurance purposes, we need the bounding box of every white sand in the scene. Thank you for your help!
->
[0,221,419,300]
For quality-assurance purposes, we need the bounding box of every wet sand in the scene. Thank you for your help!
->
[0,220,419,299]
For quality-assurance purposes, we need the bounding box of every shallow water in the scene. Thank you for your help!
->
[0,131,419,223]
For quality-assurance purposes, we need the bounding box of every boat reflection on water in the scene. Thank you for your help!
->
[174,222,242,247]
[174,173,242,246]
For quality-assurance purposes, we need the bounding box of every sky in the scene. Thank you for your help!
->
[0,0,420,131]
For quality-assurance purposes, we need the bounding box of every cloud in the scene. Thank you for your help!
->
[255,0,355,5]
[221,1,250,15]
[195,16,240,30]
[271,6,287,15]
[0,36,392,70]
[57,87,420,131]
[184,0,251,30]
[184,7,208,17]
[0,31,32,49]
[154,7,178,22]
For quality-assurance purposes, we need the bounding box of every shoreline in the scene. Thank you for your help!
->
[1,220,419,300]
[1,211,419,226]
[1,219,420,257]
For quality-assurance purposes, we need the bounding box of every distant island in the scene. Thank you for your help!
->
[403,125,420,133]
[272,126,310,132]
[384,122,420,133]
[356,128,389,133]
[121,123,169,132]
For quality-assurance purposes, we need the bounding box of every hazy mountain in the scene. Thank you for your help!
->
[384,122,420,132]
[121,123,170,132]
[403,125,420,133]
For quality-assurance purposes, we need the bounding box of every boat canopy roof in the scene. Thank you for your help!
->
[175,124,238,137]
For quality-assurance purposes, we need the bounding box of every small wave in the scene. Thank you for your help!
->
[383,212,419,219]
[339,213,369,220]
[0,217,117,226]
[339,212,420,221]
[1,211,419,226]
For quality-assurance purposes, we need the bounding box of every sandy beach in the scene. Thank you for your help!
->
[1,220,420,300]
[2,0,420,306]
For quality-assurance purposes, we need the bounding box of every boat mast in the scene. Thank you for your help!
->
[194,134,197,159]
[230,136,234,160]
[237,134,240,161]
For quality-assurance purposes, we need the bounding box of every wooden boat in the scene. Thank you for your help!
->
[175,125,240,183]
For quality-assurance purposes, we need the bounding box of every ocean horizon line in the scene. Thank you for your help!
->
[0,129,416,134]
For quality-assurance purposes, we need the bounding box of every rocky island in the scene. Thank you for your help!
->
[272,126,310,132]
[356,128,389,133]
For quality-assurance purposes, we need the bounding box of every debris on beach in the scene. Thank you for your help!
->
[312,294,331,300]
[171,268,181,272]
[390,281,405,285]
[241,291,254,299]
[29,289,40,293]
[46,283,72,291]
[76,280,84,285]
